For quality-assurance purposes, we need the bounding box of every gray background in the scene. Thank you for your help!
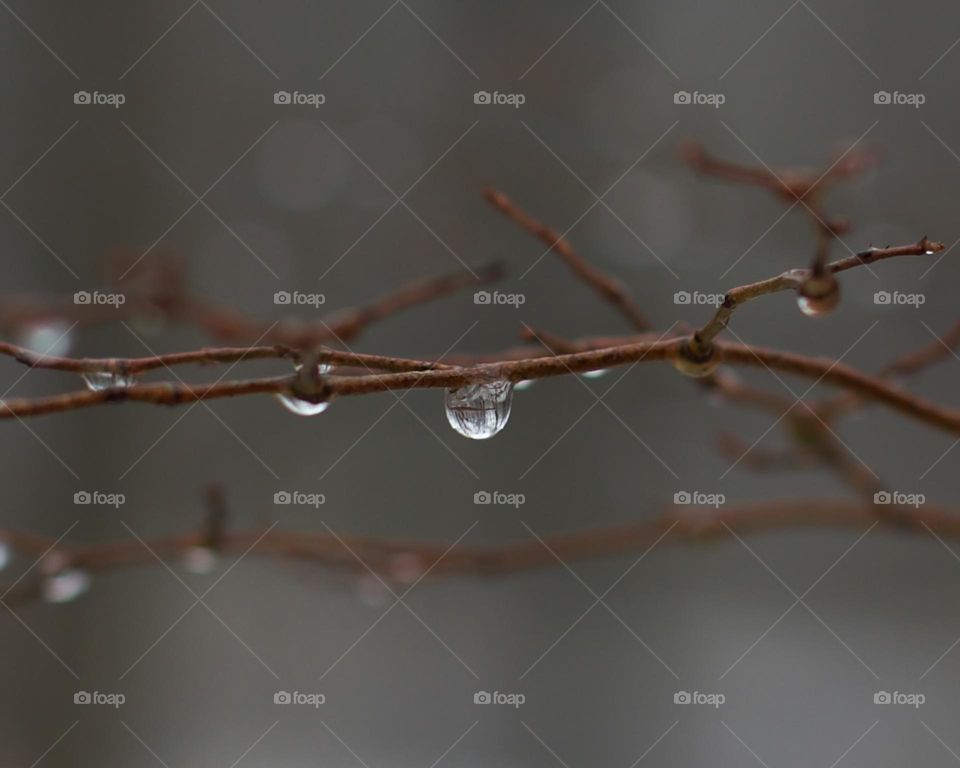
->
[2,1,960,765]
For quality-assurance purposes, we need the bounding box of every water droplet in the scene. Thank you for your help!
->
[796,276,840,317]
[0,540,11,571]
[514,379,535,391]
[82,370,137,391]
[42,569,90,603]
[796,294,839,317]
[444,379,513,439]
[581,369,608,380]
[276,362,331,415]
[276,394,330,416]
[183,546,218,574]
[925,250,935,256]
[17,322,73,357]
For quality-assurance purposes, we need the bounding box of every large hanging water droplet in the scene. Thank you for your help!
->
[82,370,137,391]
[42,568,91,603]
[796,294,839,317]
[796,275,840,318]
[514,379,535,392]
[17,321,74,357]
[276,363,331,416]
[276,394,329,416]
[0,539,11,571]
[444,379,513,439]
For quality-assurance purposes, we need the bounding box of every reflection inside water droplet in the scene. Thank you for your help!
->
[82,370,137,391]
[444,379,513,439]
[276,394,330,416]
[275,362,331,415]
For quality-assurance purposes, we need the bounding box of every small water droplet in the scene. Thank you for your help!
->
[17,322,74,357]
[42,569,90,603]
[581,369,608,380]
[0,540,11,571]
[514,379,535,391]
[82,370,137,391]
[445,379,513,439]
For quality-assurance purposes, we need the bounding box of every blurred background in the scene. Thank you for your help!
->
[2,1,960,765]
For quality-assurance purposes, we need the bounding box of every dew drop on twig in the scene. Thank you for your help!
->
[276,394,330,416]
[82,371,137,391]
[796,294,838,317]
[796,275,840,318]
[275,362,331,416]
[42,569,91,603]
[581,369,608,380]
[444,379,513,439]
